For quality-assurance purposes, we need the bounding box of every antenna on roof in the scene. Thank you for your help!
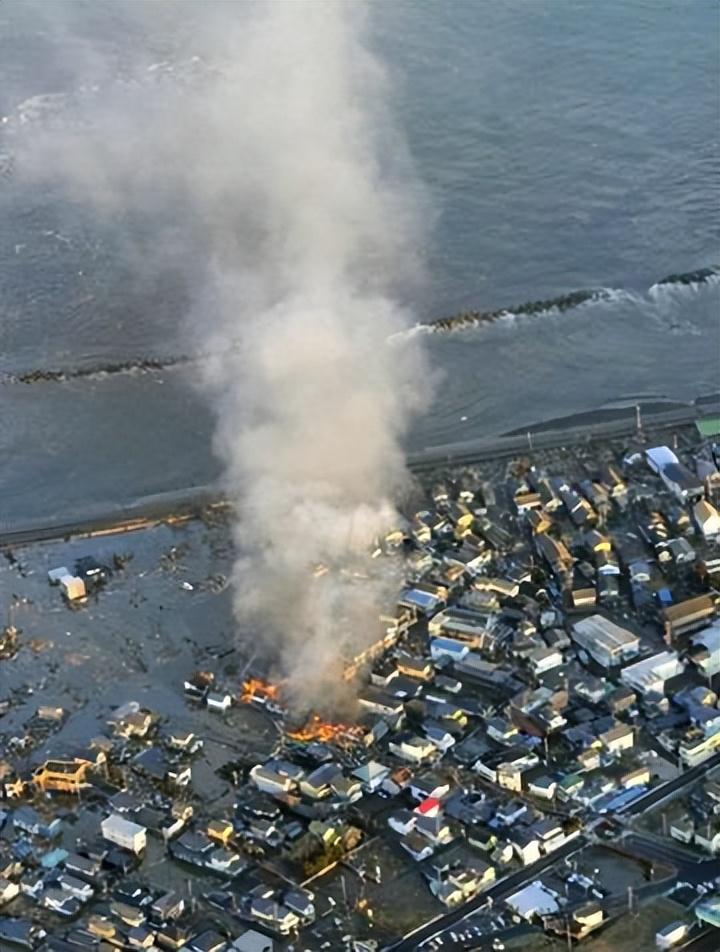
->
[635,403,644,442]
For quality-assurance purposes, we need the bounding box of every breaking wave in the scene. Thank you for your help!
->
[2,266,718,385]
[0,55,217,185]
[429,287,613,332]
[428,266,720,333]
[651,266,720,289]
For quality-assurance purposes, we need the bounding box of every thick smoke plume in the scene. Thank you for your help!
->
[11,2,431,705]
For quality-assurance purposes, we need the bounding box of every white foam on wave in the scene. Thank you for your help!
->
[438,279,716,341]
[430,287,632,338]
[387,323,433,345]
[15,93,71,125]
[9,55,211,134]
[648,272,720,298]
[594,287,643,307]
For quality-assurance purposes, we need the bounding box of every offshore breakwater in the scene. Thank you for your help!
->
[428,266,719,332]
[2,266,718,386]
[6,354,196,385]
[428,287,608,332]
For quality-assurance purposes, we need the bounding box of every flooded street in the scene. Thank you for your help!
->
[0,516,278,806]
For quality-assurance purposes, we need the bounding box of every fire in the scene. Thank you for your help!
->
[286,714,365,748]
[240,680,364,747]
[239,678,284,708]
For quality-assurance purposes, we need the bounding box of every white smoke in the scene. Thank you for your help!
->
[12,2,432,704]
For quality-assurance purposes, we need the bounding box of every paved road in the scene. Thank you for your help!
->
[383,836,587,951]
[0,400,709,549]
[680,928,720,951]
[387,750,720,951]
[620,752,720,816]
[621,832,704,870]
[406,401,704,471]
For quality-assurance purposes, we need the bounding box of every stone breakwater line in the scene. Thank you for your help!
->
[429,287,609,331]
[653,266,720,287]
[429,266,720,333]
[3,267,717,385]
[1,354,197,385]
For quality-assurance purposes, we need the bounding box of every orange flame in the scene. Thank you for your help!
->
[286,713,365,748]
[240,678,283,707]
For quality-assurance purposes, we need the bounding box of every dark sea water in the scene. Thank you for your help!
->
[0,0,718,522]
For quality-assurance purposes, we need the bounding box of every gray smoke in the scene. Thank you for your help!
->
[10,2,431,704]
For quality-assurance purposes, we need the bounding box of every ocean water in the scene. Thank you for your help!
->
[0,0,718,521]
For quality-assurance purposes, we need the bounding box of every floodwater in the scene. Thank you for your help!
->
[0,0,718,523]
[0,516,277,803]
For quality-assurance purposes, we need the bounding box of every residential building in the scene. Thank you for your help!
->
[679,728,720,767]
[249,898,299,935]
[690,624,720,676]
[571,614,640,667]
[357,687,404,718]
[694,499,720,538]
[249,765,298,796]
[351,761,390,793]
[101,815,147,854]
[400,830,434,862]
[389,733,437,764]
[598,723,635,754]
[506,881,560,919]
[656,921,691,949]
[510,828,541,865]
[428,607,492,644]
[620,652,685,696]
[664,595,716,645]
[396,652,434,681]
[694,822,720,854]
[528,775,557,799]
[32,759,93,794]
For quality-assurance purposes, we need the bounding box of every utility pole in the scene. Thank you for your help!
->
[527,431,534,452]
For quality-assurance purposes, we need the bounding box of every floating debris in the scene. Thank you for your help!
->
[0,625,19,660]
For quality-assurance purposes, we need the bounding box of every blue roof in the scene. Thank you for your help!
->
[401,588,438,610]
[40,847,68,868]
[430,637,468,655]
[599,785,647,813]
[11,839,34,860]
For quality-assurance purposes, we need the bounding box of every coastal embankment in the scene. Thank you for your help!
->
[2,396,717,549]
